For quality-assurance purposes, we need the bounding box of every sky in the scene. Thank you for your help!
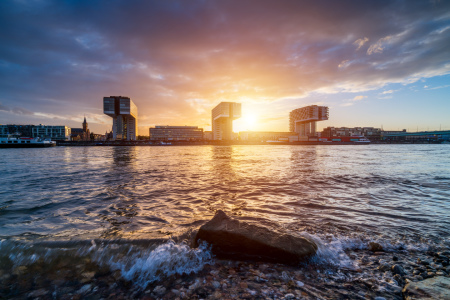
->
[0,0,449,135]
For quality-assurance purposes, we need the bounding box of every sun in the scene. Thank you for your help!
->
[234,112,259,132]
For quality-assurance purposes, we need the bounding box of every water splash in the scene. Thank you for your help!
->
[104,240,214,288]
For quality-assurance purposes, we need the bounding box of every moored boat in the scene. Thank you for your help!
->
[0,135,56,148]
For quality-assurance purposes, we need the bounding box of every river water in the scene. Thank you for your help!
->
[1,145,450,296]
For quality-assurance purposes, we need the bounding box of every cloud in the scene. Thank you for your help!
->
[353,37,369,50]
[0,0,449,133]
[0,102,34,115]
[353,95,367,101]
[381,90,395,94]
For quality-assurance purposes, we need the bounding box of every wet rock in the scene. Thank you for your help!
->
[284,293,295,299]
[153,285,166,296]
[212,281,221,289]
[392,264,406,275]
[76,284,91,294]
[194,210,317,265]
[12,265,27,276]
[378,263,391,272]
[403,276,450,299]
[27,288,48,297]
[393,274,405,286]
[368,242,383,252]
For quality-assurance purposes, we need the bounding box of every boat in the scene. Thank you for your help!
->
[0,134,56,148]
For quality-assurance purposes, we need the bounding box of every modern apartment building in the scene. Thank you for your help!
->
[149,126,203,141]
[211,102,241,140]
[103,96,138,141]
[0,124,71,140]
[289,105,329,136]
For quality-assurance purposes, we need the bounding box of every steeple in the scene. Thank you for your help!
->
[82,115,88,132]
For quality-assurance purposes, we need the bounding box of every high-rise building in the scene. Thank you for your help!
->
[289,105,328,136]
[211,102,241,140]
[103,96,138,141]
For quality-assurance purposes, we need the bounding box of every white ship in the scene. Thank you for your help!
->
[0,135,56,148]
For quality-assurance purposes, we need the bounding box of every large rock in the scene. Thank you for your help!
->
[194,210,317,265]
[403,276,450,300]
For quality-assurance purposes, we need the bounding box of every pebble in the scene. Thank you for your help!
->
[284,293,295,299]
[296,280,304,287]
[212,281,221,288]
[76,284,91,294]
[153,285,166,295]
[392,264,406,275]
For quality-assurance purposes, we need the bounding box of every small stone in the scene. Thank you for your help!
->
[222,283,227,290]
[296,280,304,287]
[212,281,220,289]
[284,293,295,299]
[12,266,27,276]
[420,260,431,266]
[27,289,47,297]
[378,263,391,271]
[393,256,398,261]
[368,242,383,252]
[374,297,386,300]
[153,285,166,296]
[171,289,180,296]
[240,282,248,289]
[436,271,445,276]
[392,264,406,275]
[76,284,91,295]
[248,289,257,296]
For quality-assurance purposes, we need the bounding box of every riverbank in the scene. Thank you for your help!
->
[55,140,448,146]
[1,239,449,299]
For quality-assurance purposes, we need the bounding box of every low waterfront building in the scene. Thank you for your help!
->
[0,124,71,140]
[239,131,299,142]
[321,127,382,140]
[32,125,71,141]
[149,126,203,141]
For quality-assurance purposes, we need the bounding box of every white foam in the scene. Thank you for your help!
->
[106,240,214,288]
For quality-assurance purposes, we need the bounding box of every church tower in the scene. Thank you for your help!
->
[83,116,88,133]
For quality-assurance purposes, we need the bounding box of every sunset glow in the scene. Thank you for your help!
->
[0,1,449,134]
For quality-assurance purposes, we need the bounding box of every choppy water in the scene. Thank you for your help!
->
[1,145,450,288]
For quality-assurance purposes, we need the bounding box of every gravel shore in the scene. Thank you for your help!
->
[2,244,449,299]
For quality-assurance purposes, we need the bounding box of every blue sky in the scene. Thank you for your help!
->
[0,0,449,135]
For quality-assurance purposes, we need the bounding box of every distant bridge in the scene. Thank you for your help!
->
[382,130,450,137]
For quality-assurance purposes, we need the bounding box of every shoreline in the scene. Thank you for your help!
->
[1,238,449,299]
[54,140,447,147]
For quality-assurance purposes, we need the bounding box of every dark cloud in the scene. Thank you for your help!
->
[0,0,449,132]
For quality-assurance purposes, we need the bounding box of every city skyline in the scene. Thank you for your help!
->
[1,1,449,135]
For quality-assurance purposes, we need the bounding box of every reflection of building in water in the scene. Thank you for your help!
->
[289,105,329,137]
[239,131,299,142]
[212,102,241,140]
[149,126,203,141]
[103,96,138,141]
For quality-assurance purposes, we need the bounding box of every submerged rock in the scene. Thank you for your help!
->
[368,242,383,252]
[403,276,450,299]
[194,210,317,265]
